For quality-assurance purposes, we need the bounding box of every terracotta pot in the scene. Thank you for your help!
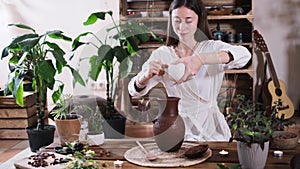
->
[55,115,82,146]
[153,97,185,152]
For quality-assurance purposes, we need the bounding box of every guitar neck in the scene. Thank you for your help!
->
[265,52,280,88]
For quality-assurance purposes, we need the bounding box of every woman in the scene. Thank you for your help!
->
[128,0,251,141]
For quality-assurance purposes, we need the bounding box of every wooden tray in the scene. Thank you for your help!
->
[14,152,69,169]
[124,142,212,167]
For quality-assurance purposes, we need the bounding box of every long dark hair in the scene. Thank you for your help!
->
[166,0,212,46]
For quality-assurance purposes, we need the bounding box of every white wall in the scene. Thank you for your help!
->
[1,0,299,110]
[0,0,119,105]
[254,0,300,110]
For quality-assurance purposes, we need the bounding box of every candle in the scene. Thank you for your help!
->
[219,150,229,156]
[274,150,283,157]
[114,160,123,167]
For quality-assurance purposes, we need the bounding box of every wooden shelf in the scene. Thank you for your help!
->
[231,42,253,48]
[121,14,253,22]
[138,43,163,48]
[207,14,253,20]
[121,0,255,100]
[137,42,253,49]
[121,16,168,22]
[225,69,254,78]
[130,69,254,77]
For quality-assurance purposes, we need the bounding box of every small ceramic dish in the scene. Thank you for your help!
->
[273,150,283,157]
[162,11,169,17]
[140,12,148,17]
[184,144,209,159]
[148,11,162,17]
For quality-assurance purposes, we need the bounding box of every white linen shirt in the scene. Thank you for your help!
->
[128,40,251,141]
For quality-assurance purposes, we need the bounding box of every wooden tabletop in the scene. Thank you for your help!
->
[84,139,298,169]
[12,139,299,169]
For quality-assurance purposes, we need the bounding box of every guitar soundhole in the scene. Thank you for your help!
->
[275,88,282,97]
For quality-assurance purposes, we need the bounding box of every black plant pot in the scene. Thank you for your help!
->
[26,125,56,152]
[102,115,126,139]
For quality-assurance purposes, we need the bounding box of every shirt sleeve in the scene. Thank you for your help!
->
[128,49,162,97]
[211,40,252,70]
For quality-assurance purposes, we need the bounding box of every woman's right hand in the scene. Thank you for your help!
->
[138,60,168,85]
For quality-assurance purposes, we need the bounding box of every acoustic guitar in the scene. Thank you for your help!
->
[253,30,294,119]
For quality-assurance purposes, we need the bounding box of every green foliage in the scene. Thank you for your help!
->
[50,94,94,121]
[226,95,295,150]
[50,94,74,120]
[72,11,162,119]
[65,141,100,169]
[1,24,85,130]
[227,95,273,149]
[217,163,240,169]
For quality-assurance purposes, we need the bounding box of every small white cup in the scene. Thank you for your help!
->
[274,150,283,157]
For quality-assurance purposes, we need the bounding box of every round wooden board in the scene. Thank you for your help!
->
[124,142,212,167]
[14,152,69,169]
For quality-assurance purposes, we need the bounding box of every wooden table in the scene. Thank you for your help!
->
[12,139,299,169]
[81,139,298,169]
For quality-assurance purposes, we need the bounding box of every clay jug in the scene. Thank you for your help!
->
[153,97,185,152]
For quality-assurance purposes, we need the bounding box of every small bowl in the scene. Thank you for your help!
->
[184,144,209,159]
[140,12,148,17]
[271,131,299,150]
[162,11,169,17]
[148,11,162,17]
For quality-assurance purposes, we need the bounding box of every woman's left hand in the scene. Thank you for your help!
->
[173,54,203,83]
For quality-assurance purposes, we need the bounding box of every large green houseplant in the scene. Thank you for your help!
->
[71,11,161,138]
[1,24,85,151]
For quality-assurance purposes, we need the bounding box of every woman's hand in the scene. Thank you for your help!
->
[138,60,168,85]
[173,54,203,83]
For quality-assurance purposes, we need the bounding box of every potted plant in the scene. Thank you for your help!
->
[51,94,88,146]
[1,24,85,152]
[226,95,274,169]
[86,106,104,146]
[71,11,161,138]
